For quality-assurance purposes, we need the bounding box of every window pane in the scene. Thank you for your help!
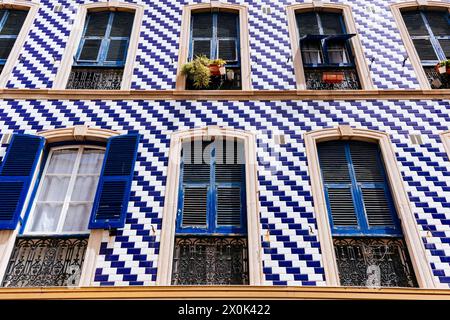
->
[29,203,63,233]
[192,13,213,37]
[218,39,237,61]
[327,41,348,64]
[439,39,450,58]
[110,11,134,37]
[296,12,320,36]
[0,38,15,60]
[192,40,211,58]
[0,10,27,36]
[79,39,102,61]
[413,39,438,61]
[62,204,91,232]
[106,39,128,62]
[85,12,109,37]
[425,11,449,37]
[38,176,70,202]
[301,41,322,64]
[217,13,238,37]
[320,12,345,35]
[47,149,78,174]
[402,11,428,36]
[71,176,99,202]
[78,149,104,174]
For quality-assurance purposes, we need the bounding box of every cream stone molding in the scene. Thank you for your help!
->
[52,2,144,90]
[156,126,263,285]
[0,0,39,88]
[286,3,374,90]
[304,126,438,288]
[390,1,450,90]
[175,2,252,90]
[440,130,450,160]
[38,125,119,144]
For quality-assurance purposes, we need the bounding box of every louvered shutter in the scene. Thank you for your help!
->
[215,139,245,232]
[191,13,213,59]
[425,11,449,37]
[412,39,438,61]
[89,134,140,229]
[318,141,359,231]
[0,134,44,230]
[402,11,428,36]
[218,39,237,62]
[349,141,397,230]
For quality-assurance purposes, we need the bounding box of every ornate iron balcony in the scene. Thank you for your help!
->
[333,237,418,288]
[305,68,361,90]
[172,236,248,285]
[66,67,123,90]
[424,66,450,89]
[186,67,242,90]
[2,236,88,288]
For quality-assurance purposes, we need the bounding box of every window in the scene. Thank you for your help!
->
[401,8,450,89]
[171,137,248,285]
[0,9,27,71]
[0,130,140,288]
[295,11,361,90]
[317,140,417,287]
[66,10,135,90]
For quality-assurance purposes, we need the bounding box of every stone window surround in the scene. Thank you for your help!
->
[304,125,438,288]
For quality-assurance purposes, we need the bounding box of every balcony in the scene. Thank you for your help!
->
[171,236,248,285]
[424,66,450,89]
[1,236,88,288]
[66,67,123,90]
[333,237,418,288]
[186,67,242,90]
[304,68,361,90]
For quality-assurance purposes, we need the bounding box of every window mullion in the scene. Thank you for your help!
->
[98,12,115,65]
[55,147,83,233]
[209,141,216,234]
[212,13,218,59]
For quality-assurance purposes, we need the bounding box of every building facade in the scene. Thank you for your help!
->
[0,0,448,299]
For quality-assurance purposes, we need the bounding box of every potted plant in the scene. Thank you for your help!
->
[322,71,345,84]
[181,56,227,89]
[435,59,450,75]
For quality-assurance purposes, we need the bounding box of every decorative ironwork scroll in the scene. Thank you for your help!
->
[171,236,249,285]
[424,66,450,89]
[333,237,418,288]
[304,68,361,90]
[2,236,88,288]
[66,67,123,90]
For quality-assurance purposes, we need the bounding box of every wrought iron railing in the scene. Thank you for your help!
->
[66,67,123,90]
[1,236,88,288]
[186,67,242,90]
[172,236,248,285]
[333,237,418,288]
[304,68,361,90]
[424,66,450,89]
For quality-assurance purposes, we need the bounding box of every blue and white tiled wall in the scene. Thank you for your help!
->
[0,0,449,287]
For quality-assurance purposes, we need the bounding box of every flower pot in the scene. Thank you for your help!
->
[322,71,345,84]
[209,64,225,76]
[447,67,450,75]
[436,64,447,74]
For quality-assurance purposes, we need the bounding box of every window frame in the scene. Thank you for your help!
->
[304,126,437,288]
[22,144,105,236]
[52,2,143,90]
[286,3,374,90]
[176,3,252,90]
[391,1,450,89]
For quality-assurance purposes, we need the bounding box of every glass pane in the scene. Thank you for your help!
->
[439,39,450,58]
[192,40,211,58]
[0,10,27,36]
[320,12,345,35]
[106,39,127,62]
[192,13,213,37]
[38,176,70,202]
[79,39,102,61]
[84,12,109,37]
[296,12,320,36]
[301,41,322,64]
[413,39,438,61]
[0,38,15,60]
[47,149,78,174]
[71,176,99,201]
[29,203,63,233]
[402,11,428,36]
[78,149,104,174]
[327,41,348,64]
[217,13,238,37]
[218,39,236,61]
[110,11,134,37]
[425,11,449,37]
[63,204,91,232]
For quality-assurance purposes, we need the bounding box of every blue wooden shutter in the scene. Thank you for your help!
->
[89,134,139,229]
[0,134,44,230]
